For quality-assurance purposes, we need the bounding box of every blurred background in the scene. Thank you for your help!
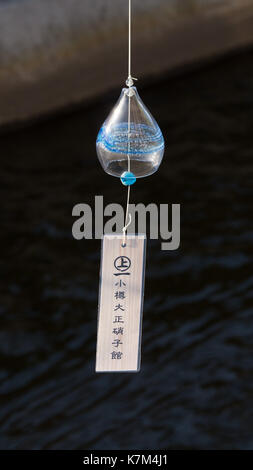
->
[1,0,253,450]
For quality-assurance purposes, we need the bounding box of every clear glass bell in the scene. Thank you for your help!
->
[96,87,165,178]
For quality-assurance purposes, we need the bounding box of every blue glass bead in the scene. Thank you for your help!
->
[120,171,136,186]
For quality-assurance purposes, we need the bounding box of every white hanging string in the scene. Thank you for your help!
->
[122,185,131,247]
[122,0,134,247]
[128,0,132,80]
[127,0,137,87]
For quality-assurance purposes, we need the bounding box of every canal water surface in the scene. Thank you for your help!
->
[0,49,253,449]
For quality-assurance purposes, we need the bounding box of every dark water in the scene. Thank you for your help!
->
[1,50,253,450]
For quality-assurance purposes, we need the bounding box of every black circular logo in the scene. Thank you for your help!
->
[114,256,131,272]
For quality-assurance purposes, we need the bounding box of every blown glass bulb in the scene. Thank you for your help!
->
[96,87,165,178]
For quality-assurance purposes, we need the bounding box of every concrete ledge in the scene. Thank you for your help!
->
[1,0,253,126]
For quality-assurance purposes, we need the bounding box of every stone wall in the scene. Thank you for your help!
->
[0,0,253,126]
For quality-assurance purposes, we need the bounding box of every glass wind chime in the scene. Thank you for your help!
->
[95,0,165,373]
